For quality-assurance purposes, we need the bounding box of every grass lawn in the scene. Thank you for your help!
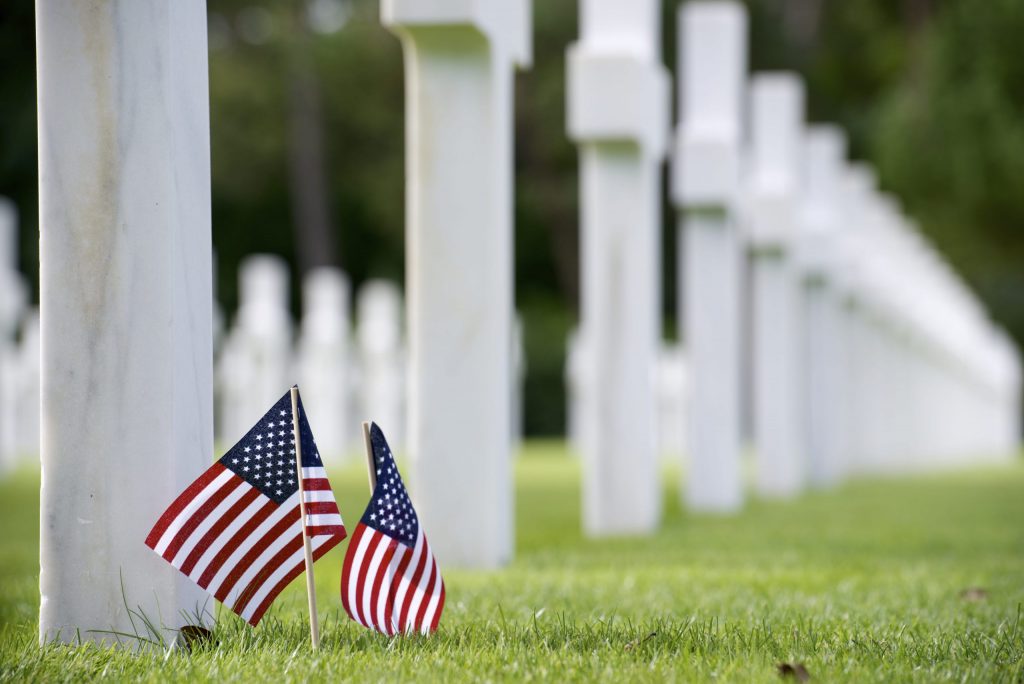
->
[1,442,1022,682]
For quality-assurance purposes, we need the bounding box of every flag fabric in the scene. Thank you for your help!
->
[145,389,346,626]
[341,423,445,635]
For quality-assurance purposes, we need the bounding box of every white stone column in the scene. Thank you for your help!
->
[382,0,530,567]
[673,1,748,513]
[567,0,668,535]
[37,1,212,644]
[746,73,806,498]
[297,267,351,460]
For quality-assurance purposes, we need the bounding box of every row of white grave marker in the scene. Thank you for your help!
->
[566,0,1021,535]
[215,254,527,462]
[217,255,405,460]
[33,0,1018,645]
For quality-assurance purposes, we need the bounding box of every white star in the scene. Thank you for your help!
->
[243,456,250,463]
[370,513,377,521]
[243,466,249,472]
[276,489,283,496]
[231,458,238,464]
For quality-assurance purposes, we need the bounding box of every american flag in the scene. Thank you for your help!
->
[145,389,346,626]
[341,423,445,635]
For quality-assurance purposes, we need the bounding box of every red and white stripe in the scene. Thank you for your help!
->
[145,464,345,626]
[340,524,445,636]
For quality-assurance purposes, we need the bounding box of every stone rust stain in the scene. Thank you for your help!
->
[78,1,121,322]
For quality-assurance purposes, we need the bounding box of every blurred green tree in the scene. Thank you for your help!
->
[0,0,1021,435]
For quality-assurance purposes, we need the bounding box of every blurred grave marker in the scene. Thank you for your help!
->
[567,0,668,536]
[673,0,748,513]
[356,279,405,455]
[746,72,806,499]
[298,267,352,460]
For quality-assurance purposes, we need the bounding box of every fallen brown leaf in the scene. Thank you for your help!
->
[960,587,989,602]
[777,662,811,681]
[167,625,215,655]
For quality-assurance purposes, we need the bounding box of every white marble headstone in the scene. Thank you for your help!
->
[220,255,294,443]
[657,342,688,459]
[297,267,352,460]
[356,279,405,453]
[15,310,40,462]
[37,0,214,645]
[382,0,531,568]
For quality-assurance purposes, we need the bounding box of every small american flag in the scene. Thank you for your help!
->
[341,423,445,635]
[145,389,346,626]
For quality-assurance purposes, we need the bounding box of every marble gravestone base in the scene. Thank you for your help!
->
[37,0,213,645]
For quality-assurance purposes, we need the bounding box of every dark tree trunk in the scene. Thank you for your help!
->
[903,0,935,33]
[285,1,337,275]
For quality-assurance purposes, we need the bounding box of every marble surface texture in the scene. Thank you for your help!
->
[37,0,213,645]
[384,3,529,567]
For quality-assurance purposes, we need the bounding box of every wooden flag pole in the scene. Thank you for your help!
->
[361,421,378,491]
[290,386,320,651]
